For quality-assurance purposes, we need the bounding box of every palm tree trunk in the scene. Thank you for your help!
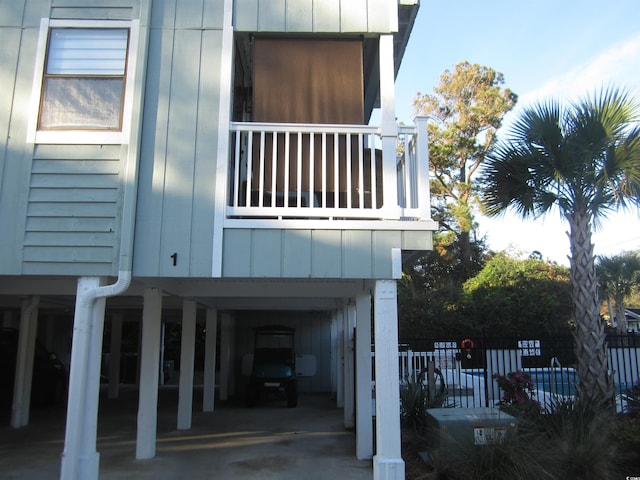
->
[567,211,614,407]
[614,294,628,335]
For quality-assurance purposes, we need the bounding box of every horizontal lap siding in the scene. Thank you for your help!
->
[50,0,138,21]
[22,146,121,275]
[222,228,432,278]
[234,0,394,33]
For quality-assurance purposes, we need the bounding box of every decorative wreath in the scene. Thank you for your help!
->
[461,338,475,350]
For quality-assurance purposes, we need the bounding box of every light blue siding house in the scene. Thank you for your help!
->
[0,1,436,479]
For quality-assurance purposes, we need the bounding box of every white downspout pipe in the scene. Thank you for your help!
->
[60,273,132,480]
[60,0,151,477]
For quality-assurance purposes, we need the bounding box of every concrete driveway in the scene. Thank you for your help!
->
[0,386,372,479]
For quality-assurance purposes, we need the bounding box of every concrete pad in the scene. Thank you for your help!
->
[0,386,373,479]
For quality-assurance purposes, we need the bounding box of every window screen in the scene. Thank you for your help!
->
[39,28,129,130]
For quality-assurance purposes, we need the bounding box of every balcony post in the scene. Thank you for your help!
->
[414,116,432,220]
[379,34,399,218]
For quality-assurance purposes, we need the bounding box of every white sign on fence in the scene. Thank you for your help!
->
[517,339,541,356]
[434,341,457,349]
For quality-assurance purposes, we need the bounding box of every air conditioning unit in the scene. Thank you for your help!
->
[426,408,517,451]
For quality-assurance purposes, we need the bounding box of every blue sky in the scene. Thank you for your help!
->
[393,0,640,265]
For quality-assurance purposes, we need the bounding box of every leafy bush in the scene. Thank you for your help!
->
[400,376,449,431]
[418,398,624,480]
[625,378,640,416]
[493,371,542,415]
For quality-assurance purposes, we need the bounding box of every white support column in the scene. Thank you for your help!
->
[203,308,218,412]
[136,288,163,460]
[336,308,345,408]
[11,296,39,428]
[373,280,405,480]
[177,300,197,430]
[379,34,398,217]
[355,290,373,460]
[219,312,232,401]
[108,312,123,399]
[343,303,356,429]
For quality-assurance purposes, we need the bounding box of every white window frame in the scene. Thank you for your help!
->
[27,19,140,145]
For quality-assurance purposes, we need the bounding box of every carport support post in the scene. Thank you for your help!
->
[344,302,356,429]
[203,308,218,412]
[373,280,405,480]
[178,300,197,430]
[355,290,373,460]
[219,312,233,401]
[11,296,39,428]
[136,288,163,460]
[108,311,123,399]
[336,308,345,408]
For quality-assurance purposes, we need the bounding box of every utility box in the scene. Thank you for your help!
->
[426,408,517,452]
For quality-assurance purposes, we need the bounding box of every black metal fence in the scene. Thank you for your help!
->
[397,334,640,413]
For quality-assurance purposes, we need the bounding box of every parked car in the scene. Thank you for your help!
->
[0,328,68,407]
[246,325,298,408]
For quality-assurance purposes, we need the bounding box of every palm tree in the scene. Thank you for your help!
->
[480,88,640,408]
[597,252,640,334]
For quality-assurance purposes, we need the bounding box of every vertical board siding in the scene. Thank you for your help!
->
[258,0,286,31]
[134,0,223,277]
[0,3,25,26]
[234,0,395,33]
[157,28,201,277]
[312,0,340,31]
[190,29,221,276]
[134,25,173,275]
[282,230,313,277]
[23,146,122,275]
[222,228,430,279]
[340,0,368,32]
[286,0,313,32]
[343,230,373,277]
[0,23,40,273]
[233,0,259,31]
[0,28,21,193]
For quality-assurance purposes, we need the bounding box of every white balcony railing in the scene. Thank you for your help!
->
[227,119,430,221]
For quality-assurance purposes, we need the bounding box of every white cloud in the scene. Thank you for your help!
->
[520,32,640,106]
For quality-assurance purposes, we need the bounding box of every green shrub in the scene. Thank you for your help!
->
[399,377,449,431]
[424,399,623,480]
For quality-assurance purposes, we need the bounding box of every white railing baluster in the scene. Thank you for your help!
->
[296,132,302,207]
[371,132,378,210]
[245,131,253,207]
[322,132,327,208]
[309,132,315,207]
[232,131,241,207]
[258,130,265,207]
[333,132,339,208]
[284,132,290,207]
[270,131,277,207]
[357,133,364,209]
[346,133,352,208]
